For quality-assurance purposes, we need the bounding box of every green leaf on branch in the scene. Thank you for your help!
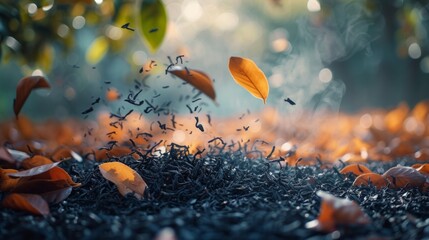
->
[136,0,167,52]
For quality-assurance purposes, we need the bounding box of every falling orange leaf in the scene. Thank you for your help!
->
[21,155,54,169]
[306,191,370,232]
[382,166,426,189]
[106,88,120,101]
[228,56,269,103]
[353,173,389,189]
[169,67,216,102]
[340,164,372,176]
[13,76,51,117]
[2,193,50,216]
[99,162,147,199]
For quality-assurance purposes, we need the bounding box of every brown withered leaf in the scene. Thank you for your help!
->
[2,193,50,216]
[382,166,426,189]
[169,67,216,102]
[0,146,15,165]
[412,163,429,176]
[24,166,81,187]
[228,56,269,103]
[0,169,20,192]
[39,187,72,204]
[353,173,390,189]
[13,76,51,117]
[51,147,73,162]
[306,191,370,232]
[21,155,53,169]
[99,162,147,199]
[13,179,71,194]
[340,164,372,176]
[8,162,61,178]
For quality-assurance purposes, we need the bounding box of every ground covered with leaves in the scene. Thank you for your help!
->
[1,147,429,240]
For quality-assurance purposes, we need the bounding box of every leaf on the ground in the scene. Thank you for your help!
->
[382,166,426,189]
[13,76,51,117]
[0,169,19,191]
[352,173,389,189]
[412,163,429,176]
[13,179,71,194]
[22,155,53,169]
[0,146,15,165]
[136,0,167,52]
[169,67,216,102]
[305,191,370,232]
[7,148,30,162]
[39,187,72,204]
[26,166,81,187]
[2,193,50,216]
[99,162,147,199]
[8,162,60,178]
[51,148,73,162]
[339,164,372,176]
[228,56,269,103]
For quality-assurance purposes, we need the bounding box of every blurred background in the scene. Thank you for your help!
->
[0,0,428,121]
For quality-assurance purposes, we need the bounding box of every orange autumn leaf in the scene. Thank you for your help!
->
[106,88,120,101]
[340,164,372,176]
[169,67,216,102]
[24,166,81,187]
[413,164,429,176]
[228,56,269,103]
[0,169,20,192]
[384,102,409,133]
[13,76,51,117]
[99,162,147,199]
[51,147,73,162]
[2,193,50,216]
[21,155,53,169]
[382,166,427,189]
[306,191,370,232]
[353,173,389,189]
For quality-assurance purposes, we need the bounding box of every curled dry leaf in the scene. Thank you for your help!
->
[2,193,50,216]
[51,147,74,162]
[0,146,15,166]
[169,67,216,102]
[382,166,426,189]
[21,155,53,169]
[8,162,61,178]
[306,191,370,232]
[0,169,19,191]
[7,148,30,162]
[228,56,269,103]
[13,76,51,117]
[352,173,389,189]
[339,164,372,176]
[412,163,429,176]
[39,187,72,204]
[99,162,147,199]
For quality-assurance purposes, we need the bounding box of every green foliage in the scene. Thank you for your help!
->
[136,0,167,53]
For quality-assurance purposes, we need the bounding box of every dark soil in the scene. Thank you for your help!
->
[1,146,429,240]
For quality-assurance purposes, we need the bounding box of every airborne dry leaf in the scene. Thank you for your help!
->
[13,76,51,117]
[305,191,370,232]
[352,173,389,189]
[136,0,167,52]
[382,166,426,189]
[228,56,269,103]
[169,67,216,102]
[99,162,147,199]
[340,164,372,176]
[2,193,50,216]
